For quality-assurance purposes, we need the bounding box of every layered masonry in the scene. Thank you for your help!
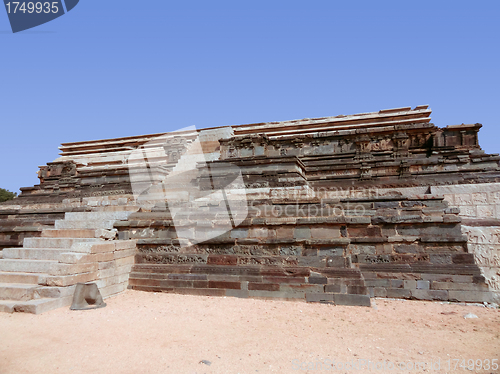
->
[0,203,137,314]
[121,194,472,306]
[1,105,499,313]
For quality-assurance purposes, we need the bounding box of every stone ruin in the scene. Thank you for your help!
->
[1,105,500,313]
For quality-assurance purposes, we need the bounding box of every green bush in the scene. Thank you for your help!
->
[0,188,17,203]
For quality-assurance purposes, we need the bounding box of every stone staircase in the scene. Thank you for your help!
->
[0,208,138,314]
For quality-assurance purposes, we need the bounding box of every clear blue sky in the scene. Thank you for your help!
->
[1,1,499,194]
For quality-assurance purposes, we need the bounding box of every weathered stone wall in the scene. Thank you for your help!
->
[0,194,136,251]
[115,192,494,304]
[374,183,500,302]
[432,184,500,300]
[2,105,499,306]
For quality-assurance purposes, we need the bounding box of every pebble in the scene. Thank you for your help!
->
[463,313,478,319]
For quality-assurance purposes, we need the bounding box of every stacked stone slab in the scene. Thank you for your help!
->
[0,206,137,314]
[366,184,500,303]
[121,193,478,305]
[0,204,69,251]
[1,105,499,311]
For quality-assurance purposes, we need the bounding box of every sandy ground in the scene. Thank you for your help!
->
[0,291,499,374]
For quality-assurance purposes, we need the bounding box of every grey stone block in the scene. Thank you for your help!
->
[390,280,404,288]
[445,207,460,214]
[334,294,371,307]
[230,228,248,239]
[404,280,417,290]
[386,288,411,298]
[416,280,430,290]
[225,289,249,298]
[306,293,334,303]
[411,290,448,301]
[118,231,130,240]
[429,254,452,264]
[248,290,305,300]
[308,277,328,285]
[324,284,341,293]
[373,287,388,297]
[365,279,391,287]
[280,284,324,293]
[448,291,492,303]
[374,201,400,209]
[297,257,325,267]
[431,282,488,292]
[294,227,311,239]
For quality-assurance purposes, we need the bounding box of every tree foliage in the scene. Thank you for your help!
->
[0,188,17,203]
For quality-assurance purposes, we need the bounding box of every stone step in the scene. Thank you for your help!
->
[2,284,42,301]
[36,285,76,299]
[41,229,98,238]
[0,260,99,277]
[23,237,102,249]
[0,271,46,284]
[0,283,41,301]
[64,211,133,222]
[0,259,57,273]
[92,205,140,212]
[0,300,17,313]
[43,271,98,287]
[55,220,116,230]
[49,262,98,276]
[3,248,87,261]
[0,295,73,314]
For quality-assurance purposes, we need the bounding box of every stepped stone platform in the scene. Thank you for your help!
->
[1,105,500,313]
[0,204,138,313]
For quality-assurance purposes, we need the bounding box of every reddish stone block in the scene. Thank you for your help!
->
[452,253,475,264]
[157,279,194,288]
[316,268,363,279]
[260,267,310,277]
[133,264,192,274]
[248,282,280,291]
[276,227,294,239]
[207,255,238,266]
[191,265,260,276]
[310,227,340,239]
[192,280,210,288]
[130,285,174,293]
[208,281,241,289]
[168,274,207,281]
[348,226,382,238]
